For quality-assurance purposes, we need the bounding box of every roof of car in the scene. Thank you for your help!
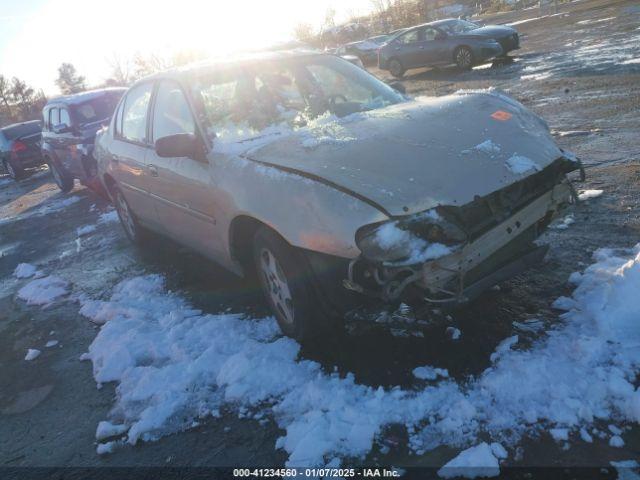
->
[136,48,325,84]
[398,18,460,33]
[0,119,42,131]
[45,87,127,107]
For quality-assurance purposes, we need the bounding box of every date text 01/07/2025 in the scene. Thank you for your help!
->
[232,468,403,477]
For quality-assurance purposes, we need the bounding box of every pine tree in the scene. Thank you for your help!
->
[55,63,86,95]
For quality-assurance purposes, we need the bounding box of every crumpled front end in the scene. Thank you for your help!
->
[344,156,580,304]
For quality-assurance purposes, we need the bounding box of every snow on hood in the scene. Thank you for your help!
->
[243,91,562,216]
[80,243,640,467]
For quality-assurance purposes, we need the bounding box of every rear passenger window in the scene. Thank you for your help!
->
[60,108,71,126]
[121,83,153,143]
[49,108,59,128]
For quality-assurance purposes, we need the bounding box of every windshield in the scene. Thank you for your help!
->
[191,55,404,136]
[72,94,122,126]
[438,19,480,35]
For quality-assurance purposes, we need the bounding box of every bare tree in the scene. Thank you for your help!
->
[294,23,316,45]
[106,54,134,86]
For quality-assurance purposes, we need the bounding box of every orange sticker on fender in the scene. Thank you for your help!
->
[491,110,512,121]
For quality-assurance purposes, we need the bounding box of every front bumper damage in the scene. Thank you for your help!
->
[344,180,575,305]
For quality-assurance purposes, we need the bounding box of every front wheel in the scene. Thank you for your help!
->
[455,46,474,70]
[253,227,337,341]
[48,160,74,192]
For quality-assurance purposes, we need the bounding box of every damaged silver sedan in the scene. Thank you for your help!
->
[95,49,581,340]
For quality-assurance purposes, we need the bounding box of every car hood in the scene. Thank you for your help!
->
[459,25,516,38]
[243,90,563,217]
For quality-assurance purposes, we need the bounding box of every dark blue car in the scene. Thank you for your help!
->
[379,18,519,77]
[0,120,44,181]
[41,88,126,193]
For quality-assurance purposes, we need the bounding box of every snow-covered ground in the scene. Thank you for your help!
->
[66,242,640,471]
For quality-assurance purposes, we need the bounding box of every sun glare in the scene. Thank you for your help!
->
[3,0,371,93]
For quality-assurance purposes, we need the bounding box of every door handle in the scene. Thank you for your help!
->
[147,164,158,177]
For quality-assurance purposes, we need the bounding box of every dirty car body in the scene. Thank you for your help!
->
[95,50,579,339]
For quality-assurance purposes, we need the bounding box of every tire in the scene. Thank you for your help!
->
[454,46,474,70]
[48,160,74,193]
[388,58,405,78]
[4,158,25,181]
[112,186,148,245]
[253,226,337,341]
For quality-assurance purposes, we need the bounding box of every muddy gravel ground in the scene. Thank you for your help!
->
[1,0,639,472]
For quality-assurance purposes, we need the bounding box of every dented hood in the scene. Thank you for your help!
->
[245,91,563,217]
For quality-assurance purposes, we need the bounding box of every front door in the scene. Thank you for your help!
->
[395,28,427,69]
[416,27,449,66]
[145,80,223,259]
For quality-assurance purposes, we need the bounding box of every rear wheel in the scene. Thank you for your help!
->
[113,187,147,245]
[388,58,405,78]
[455,46,474,70]
[4,158,25,180]
[48,160,74,193]
[253,227,338,341]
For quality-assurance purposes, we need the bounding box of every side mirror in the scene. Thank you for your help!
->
[435,31,447,40]
[388,81,406,94]
[53,123,72,134]
[155,133,200,158]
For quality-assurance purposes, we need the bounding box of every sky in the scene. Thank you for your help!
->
[0,0,374,94]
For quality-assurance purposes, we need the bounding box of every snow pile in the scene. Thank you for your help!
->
[578,189,603,201]
[96,421,128,441]
[45,340,59,348]
[14,263,41,279]
[17,276,69,306]
[82,244,640,466]
[437,443,501,478]
[552,214,575,230]
[24,349,41,361]
[374,222,452,265]
[474,140,501,156]
[505,154,540,174]
[413,366,449,381]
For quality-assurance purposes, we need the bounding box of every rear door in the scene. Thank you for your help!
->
[144,79,223,258]
[108,82,159,227]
